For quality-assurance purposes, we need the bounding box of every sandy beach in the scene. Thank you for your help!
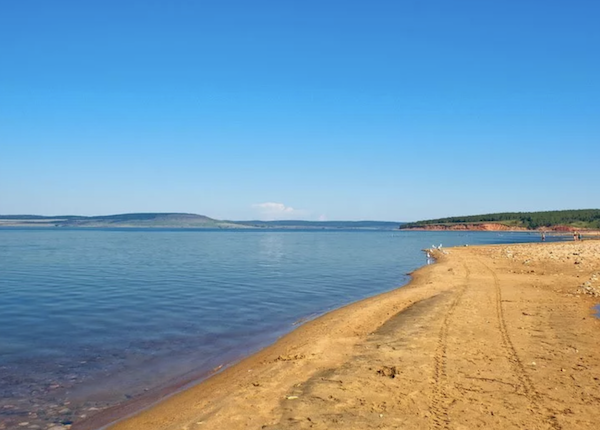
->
[101,240,600,430]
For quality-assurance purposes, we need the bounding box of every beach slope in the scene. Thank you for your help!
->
[105,241,600,430]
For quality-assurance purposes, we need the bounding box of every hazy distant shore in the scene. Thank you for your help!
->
[103,240,600,430]
[0,213,402,230]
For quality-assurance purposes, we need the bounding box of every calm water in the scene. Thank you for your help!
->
[0,229,562,428]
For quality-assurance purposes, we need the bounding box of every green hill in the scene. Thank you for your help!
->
[401,209,600,230]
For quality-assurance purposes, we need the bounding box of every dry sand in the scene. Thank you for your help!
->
[103,240,600,430]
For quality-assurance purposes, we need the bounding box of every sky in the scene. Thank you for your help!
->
[1,0,599,221]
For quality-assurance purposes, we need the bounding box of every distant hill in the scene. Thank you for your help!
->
[0,213,403,230]
[0,213,242,229]
[401,209,600,231]
[234,220,403,230]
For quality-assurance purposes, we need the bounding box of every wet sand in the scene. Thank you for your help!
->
[104,240,600,430]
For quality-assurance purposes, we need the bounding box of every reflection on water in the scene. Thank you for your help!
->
[0,229,564,429]
[258,233,285,266]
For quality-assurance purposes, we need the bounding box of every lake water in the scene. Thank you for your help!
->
[0,229,563,429]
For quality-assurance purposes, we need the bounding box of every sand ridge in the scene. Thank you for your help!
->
[101,241,600,430]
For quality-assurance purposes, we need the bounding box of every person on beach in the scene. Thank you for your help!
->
[574,231,578,241]
[541,232,546,242]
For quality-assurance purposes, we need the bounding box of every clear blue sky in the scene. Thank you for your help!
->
[1,1,598,221]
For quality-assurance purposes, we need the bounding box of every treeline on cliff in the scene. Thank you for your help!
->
[402,209,600,230]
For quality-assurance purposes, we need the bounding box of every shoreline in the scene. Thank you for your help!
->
[77,260,439,430]
[71,309,337,430]
[401,227,600,235]
[99,240,600,430]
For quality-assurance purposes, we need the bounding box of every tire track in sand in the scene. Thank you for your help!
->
[429,262,470,429]
[479,259,562,430]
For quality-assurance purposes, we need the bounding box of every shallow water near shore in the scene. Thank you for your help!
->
[0,229,566,429]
